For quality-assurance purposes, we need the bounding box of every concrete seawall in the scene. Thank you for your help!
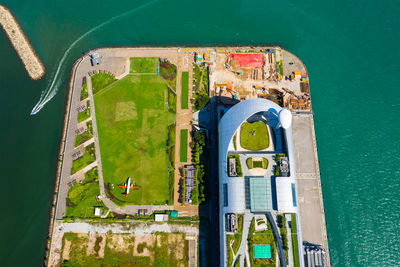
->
[44,55,84,265]
[0,5,45,80]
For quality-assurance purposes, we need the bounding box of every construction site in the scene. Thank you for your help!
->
[209,48,312,111]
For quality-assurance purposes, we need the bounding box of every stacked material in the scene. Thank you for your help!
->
[304,243,327,267]
[0,5,45,79]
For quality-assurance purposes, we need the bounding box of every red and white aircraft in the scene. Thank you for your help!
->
[118,177,139,196]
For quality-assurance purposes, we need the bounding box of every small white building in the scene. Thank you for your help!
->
[154,213,169,222]
[94,208,103,216]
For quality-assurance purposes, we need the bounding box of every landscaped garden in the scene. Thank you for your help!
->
[71,143,96,174]
[159,59,178,113]
[227,233,242,267]
[240,121,269,150]
[228,154,243,177]
[75,121,93,147]
[248,233,276,267]
[78,101,91,123]
[66,167,105,218]
[93,71,175,205]
[130,57,159,73]
[274,153,286,176]
[246,157,269,169]
[91,72,116,94]
[181,72,189,109]
[81,77,88,100]
[192,63,209,111]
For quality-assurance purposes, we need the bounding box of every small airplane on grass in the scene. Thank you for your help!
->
[118,177,139,197]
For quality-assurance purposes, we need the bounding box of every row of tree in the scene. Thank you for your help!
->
[190,130,207,204]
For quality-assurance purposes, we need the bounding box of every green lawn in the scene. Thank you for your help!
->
[240,122,270,150]
[93,74,175,205]
[75,121,93,147]
[66,167,104,218]
[291,214,300,267]
[71,143,96,174]
[91,72,116,94]
[181,72,189,109]
[180,129,188,162]
[276,60,284,76]
[130,57,159,73]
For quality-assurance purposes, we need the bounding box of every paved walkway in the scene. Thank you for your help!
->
[292,114,330,266]
[236,212,253,267]
[172,53,200,215]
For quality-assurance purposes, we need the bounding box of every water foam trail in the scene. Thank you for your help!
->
[30,0,160,115]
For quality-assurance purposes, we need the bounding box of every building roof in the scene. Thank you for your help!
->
[276,177,297,212]
[254,244,272,259]
[249,177,273,212]
[155,214,169,222]
[229,53,264,68]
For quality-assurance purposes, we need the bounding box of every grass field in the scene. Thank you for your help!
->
[130,57,159,73]
[181,72,189,109]
[180,129,188,162]
[91,73,115,94]
[94,74,175,205]
[240,122,269,150]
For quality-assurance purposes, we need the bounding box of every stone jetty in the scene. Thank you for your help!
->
[0,5,45,80]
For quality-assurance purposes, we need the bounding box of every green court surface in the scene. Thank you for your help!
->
[180,129,188,162]
[94,74,175,205]
[181,72,189,109]
[130,57,159,73]
[254,244,272,259]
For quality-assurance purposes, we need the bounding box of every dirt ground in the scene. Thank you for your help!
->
[61,240,71,261]
[61,232,189,266]
[133,234,155,257]
[168,233,185,260]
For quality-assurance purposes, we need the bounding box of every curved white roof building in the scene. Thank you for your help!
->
[218,98,304,267]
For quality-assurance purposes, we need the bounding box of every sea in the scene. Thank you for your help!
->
[0,0,399,266]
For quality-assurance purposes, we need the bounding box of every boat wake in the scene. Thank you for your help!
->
[30,0,160,115]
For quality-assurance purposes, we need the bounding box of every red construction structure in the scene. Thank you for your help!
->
[229,53,264,68]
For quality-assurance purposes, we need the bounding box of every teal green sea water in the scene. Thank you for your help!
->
[1,0,399,266]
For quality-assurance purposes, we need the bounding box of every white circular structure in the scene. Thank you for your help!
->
[279,108,292,129]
